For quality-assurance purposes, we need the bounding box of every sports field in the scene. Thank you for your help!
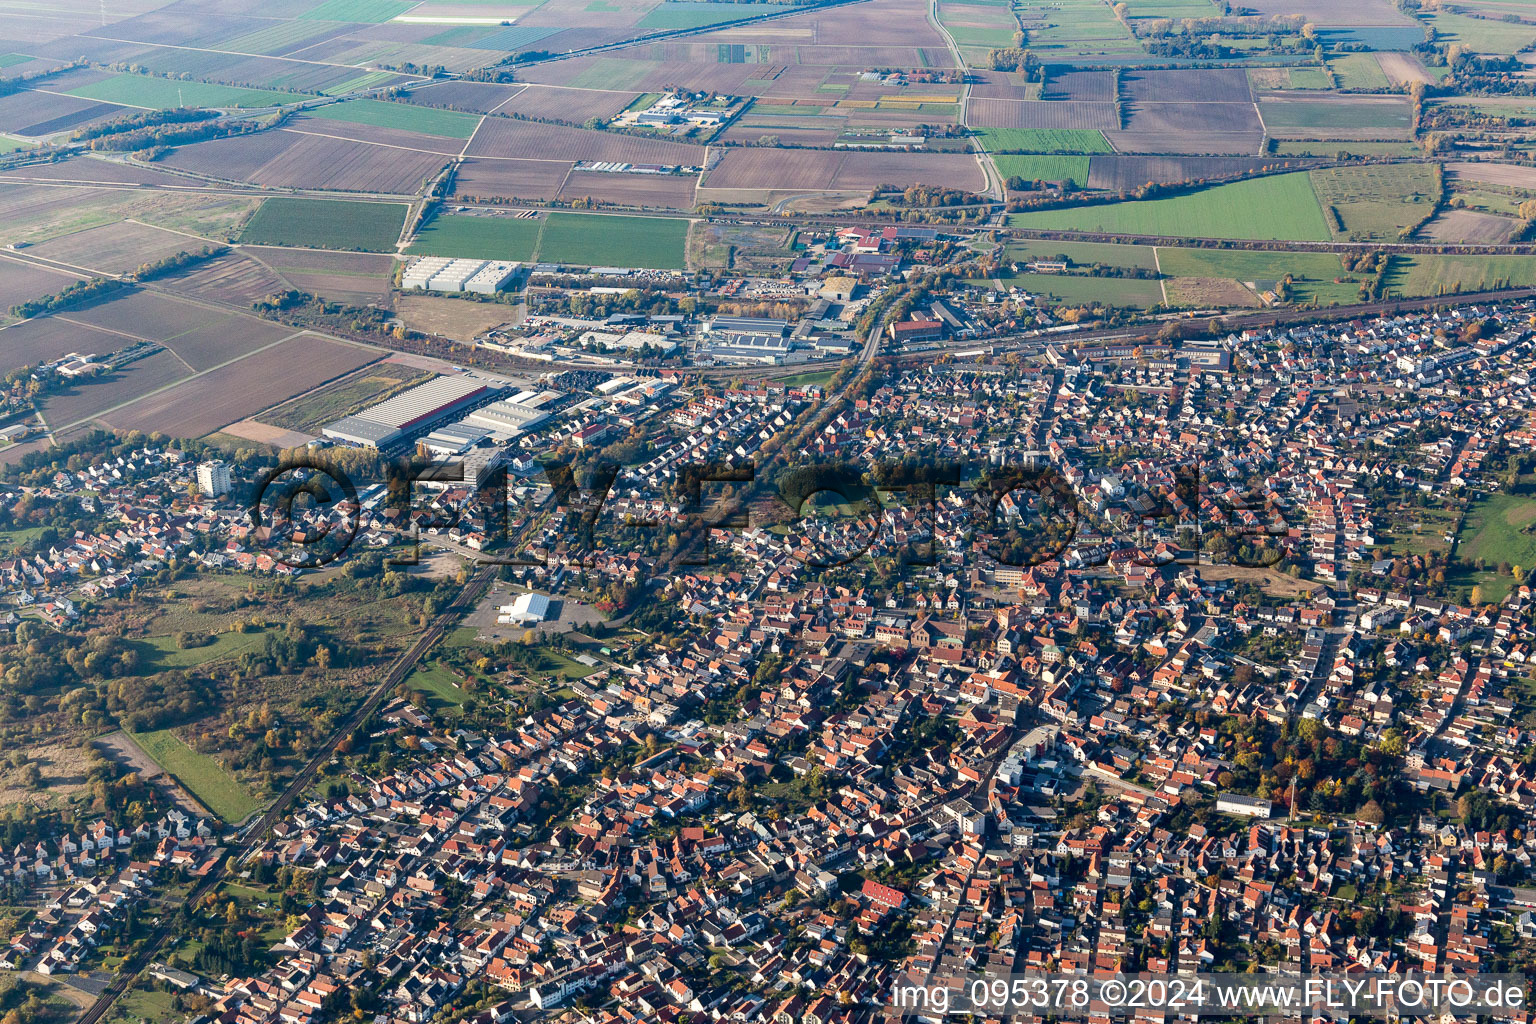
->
[239,198,409,252]
[128,729,264,822]
[65,73,312,110]
[306,98,482,139]
[977,127,1112,153]
[1008,172,1331,241]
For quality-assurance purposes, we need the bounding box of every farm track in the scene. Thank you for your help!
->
[73,565,498,1024]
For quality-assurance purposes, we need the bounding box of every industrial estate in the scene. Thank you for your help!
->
[3,0,1536,1022]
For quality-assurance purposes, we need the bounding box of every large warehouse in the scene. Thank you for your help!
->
[323,375,500,448]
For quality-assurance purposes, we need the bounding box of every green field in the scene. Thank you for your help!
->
[0,53,33,69]
[1275,140,1422,158]
[1010,272,1164,307]
[406,213,544,260]
[0,135,30,154]
[407,660,470,712]
[130,630,271,670]
[1386,253,1536,296]
[1153,247,1363,306]
[1451,491,1536,602]
[65,73,312,110]
[538,212,690,269]
[1310,164,1440,242]
[323,70,401,95]
[239,198,409,252]
[299,0,417,20]
[128,729,264,822]
[1419,8,1536,54]
[977,127,1112,153]
[1003,238,1159,269]
[1009,172,1331,241]
[637,1,778,29]
[1259,97,1412,131]
[306,98,481,139]
[407,211,689,269]
[1327,53,1390,91]
[995,154,1091,187]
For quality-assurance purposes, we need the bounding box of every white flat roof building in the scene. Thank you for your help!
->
[402,256,518,295]
[497,591,550,625]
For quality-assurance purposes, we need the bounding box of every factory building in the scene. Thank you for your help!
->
[323,375,499,448]
[401,257,519,295]
[463,399,551,438]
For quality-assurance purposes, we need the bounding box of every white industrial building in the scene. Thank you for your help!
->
[464,399,551,437]
[402,256,519,295]
[497,592,550,625]
[323,375,499,448]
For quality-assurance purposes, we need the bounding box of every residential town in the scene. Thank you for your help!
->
[1,286,1536,1024]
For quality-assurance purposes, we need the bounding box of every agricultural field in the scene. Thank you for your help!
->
[259,361,433,434]
[243,246,398,306]
[407,212,545,261]
[976,127,1111,152]
[101,333,379,438]
[995,155,1091,187]
[1310,163,1441,241]
[1258,94,1413,138]
[126,728,264,823]
[1152,247,1365,306]
[1008,172,1332,241]
[1385,254,1536,296]
[538,212,690,269]
[1008,272,1164,308]
[1326,53,1391,91]
[64,73,314,110]
[305,98,482,139]
[238,198,410,252]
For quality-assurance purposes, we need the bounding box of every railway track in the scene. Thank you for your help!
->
[73,564,497,1024]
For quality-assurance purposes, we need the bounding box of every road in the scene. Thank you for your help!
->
[72,564,497,1024]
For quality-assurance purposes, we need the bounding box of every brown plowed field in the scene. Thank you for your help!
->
[558,170,698,209]
[1122,68,1254,102]
[1420,208,1521,243]
[498,87,640,122]
[402,81,527,114]
[165,131,448,193]
[454,157,576,201]
[1445,162,1536,188]
[0,318,127,372]
[970,98,1118,130]
[703,148,985,191]
[28,221,200,275]
[283,116,467,156]
[38,347,192,429]
[160,251,288,307]
[1086,155,1287,190]
[465,117,705,166]
[103,333,377,438]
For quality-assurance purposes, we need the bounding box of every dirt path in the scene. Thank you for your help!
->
[93,731,206,818]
